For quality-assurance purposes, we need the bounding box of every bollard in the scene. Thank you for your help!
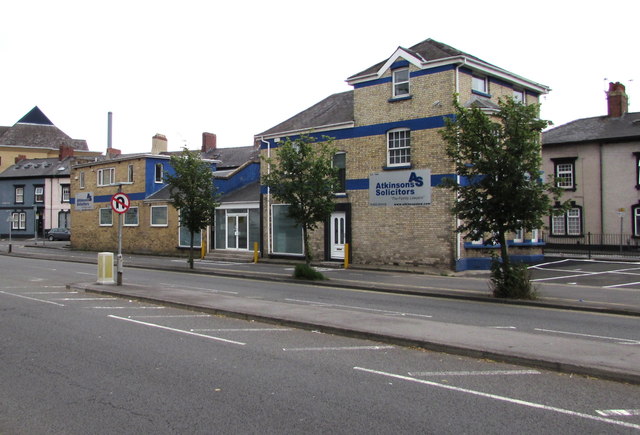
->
[253,242,259,263]
[97,252,115,284]
[344,243,350,269]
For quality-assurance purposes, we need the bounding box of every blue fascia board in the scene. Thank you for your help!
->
[260,114,455,149]
[354,64,456,89]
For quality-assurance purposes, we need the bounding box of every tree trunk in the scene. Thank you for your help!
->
[303,226,311,266]
[498,229,510,273]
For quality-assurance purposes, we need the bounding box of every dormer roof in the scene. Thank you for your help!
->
[347,38,549,95]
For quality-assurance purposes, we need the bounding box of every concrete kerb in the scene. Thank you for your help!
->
[69,281,640,385]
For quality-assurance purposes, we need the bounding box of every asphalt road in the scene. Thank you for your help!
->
[1,257,640,433]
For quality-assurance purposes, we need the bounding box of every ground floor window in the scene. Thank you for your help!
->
[633,205,640,237]
[99,208,113,226]
[551,207,582,236]
[124,207,139,226]
[151,205,168,227]
[12,212,26,230]
[179,225,202,248]
[272,204,303,255]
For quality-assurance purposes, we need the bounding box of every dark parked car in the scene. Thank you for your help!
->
[47,227,71,241]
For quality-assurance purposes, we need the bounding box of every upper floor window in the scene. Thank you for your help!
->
[34,186,44,203]
[333,152,346,193]
[14,186,24,204]
[128,164,134,183]
[392,68,410,98]
[513,89,525,104]
[97,168,115,186]
[635,153,640,188]
[79,171,85,189]
[155,163,163,183]
[61,185,70,203]
[472,75,488,94]
[387,129,411,167]
[553,157,577,190]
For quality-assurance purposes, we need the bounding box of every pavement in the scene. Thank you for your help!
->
[2,240,640,385]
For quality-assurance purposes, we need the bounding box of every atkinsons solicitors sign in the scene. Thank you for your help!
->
[369,169,431,206]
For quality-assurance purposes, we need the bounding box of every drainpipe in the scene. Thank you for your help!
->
[599,142,604,233]
[454,64,462,267]
[261,137,271,255]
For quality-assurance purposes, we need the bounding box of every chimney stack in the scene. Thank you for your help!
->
[15,155,26,164]
[202,132,217,153]
[107,147,121,158]
[152,133,168,154]
[59,144,74,160]
[606,82,629,117]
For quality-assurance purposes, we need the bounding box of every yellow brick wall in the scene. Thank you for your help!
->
[70,158,184,255]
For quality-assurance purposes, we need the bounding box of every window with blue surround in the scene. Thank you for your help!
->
[472,75,488,95]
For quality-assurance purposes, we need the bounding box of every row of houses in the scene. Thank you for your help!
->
[2,37,638,270]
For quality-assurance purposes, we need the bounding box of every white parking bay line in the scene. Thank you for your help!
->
[0,290,64,306]
[192,328,291,332]
[283,345,394,352]
[354,367,640,430]
[108,315,245,345]
[90,306,165,310]
[534,328,640,345]
[596,409,640,417]
[55,297,115,301]
[408,369,540,377]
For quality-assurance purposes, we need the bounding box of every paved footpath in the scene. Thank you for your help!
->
[3,241,640,384]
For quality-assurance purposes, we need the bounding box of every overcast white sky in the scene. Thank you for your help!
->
[1,0,638,154]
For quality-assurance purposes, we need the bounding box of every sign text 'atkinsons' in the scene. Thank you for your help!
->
[369,169,431,206]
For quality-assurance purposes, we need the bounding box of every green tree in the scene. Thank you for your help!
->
[261,135,340,266]
[440,97,564,298]
[166,148,220,269]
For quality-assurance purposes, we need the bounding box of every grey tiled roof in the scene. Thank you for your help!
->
[0,157,73,178]
[257,91,354,137]
[542,112,640,145]
[220,181,259,203]
[0,106,88,150]
[203,146,259,169]
[348,38,490,81]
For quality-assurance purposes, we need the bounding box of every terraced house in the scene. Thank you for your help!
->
[257,38,549,271]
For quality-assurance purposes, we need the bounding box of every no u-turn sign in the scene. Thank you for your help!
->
[111,193,130,214]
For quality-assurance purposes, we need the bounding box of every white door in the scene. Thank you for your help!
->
[330,212,346,260]
[226,213,248,250]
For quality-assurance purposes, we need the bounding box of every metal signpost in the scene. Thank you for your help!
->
[111,190,130,285]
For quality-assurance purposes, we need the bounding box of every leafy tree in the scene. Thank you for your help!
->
[166,148,220,269]
[261,135,339,266]
[440,97,564,298]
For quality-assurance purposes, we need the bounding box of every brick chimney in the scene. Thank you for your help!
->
[202,132,217,153]
[107,147,121,158]
[15,155,26,164]
[606,82,629,117]
[152,133,168,154]
[59,144,74,160]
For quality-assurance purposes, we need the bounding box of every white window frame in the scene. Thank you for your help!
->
[392,68,410,98]
[472,75,488,94]
[61,185,70,203]
[34,186,44,203]
[387,129,411,167]
[556,163,574,189]
[123,206,139,226]
[155,163,163,183]
[79,171,85,189]
[531,229,539,243]
[11,212,26,230]
[128,164,134,183]
[15,186,24,204]
[513,228,524,243]
[150,205,168,227]
[99,207,113,226]
[552,208,582,236]
[97,168,115,187]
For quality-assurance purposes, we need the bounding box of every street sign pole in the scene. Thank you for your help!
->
[111,187,131,286]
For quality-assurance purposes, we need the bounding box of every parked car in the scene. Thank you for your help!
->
[47,227,71,241]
